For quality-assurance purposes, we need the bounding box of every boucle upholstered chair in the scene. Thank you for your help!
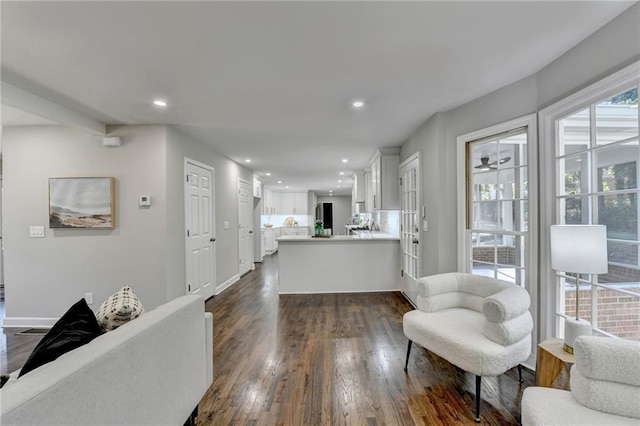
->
[403,273,533,422]
[521,336,640,425]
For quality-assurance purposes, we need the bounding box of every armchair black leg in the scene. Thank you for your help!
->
[517,364,524,383]
[474,375,481,423]
[404,340,412,373]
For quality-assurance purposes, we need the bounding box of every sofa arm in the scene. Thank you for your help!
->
[482,313,533,345]
[574,336,640,386]
[482,286,530,322]
[416,273,460,297]
[415,273,462,313]
[571,366,640,420]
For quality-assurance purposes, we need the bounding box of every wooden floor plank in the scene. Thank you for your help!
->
[199,254,532,425]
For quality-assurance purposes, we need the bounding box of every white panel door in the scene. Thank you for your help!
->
[400,155,421,305]
[238,178,253,276]
[185,161,215,299]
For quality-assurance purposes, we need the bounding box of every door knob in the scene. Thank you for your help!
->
[249,230,254,234]
[210,237,216,242]
[412,238,419,244]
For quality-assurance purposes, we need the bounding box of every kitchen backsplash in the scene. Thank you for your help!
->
[261,214,309,227]
[370,211,400,236]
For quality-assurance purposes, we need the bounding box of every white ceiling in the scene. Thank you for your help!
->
[1,1,634,196]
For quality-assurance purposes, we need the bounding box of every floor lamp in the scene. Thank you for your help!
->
[550,225,608,354]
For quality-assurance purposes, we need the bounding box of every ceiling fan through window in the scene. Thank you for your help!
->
[475,155,511,171]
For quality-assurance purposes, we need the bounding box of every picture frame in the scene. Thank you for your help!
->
[49,177,115,229]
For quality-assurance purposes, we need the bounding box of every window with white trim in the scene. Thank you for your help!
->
[554,84,639,341]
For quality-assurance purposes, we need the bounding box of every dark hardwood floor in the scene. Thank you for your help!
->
[0,254,533,424]
[199,254,532,425]
[0,302,45,375]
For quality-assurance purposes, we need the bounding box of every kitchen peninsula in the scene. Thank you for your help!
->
[277,233,401,293]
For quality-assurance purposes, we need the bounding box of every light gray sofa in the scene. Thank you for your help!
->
[522,336,640,425]
[403,272,533,422]
[1,295,213,426]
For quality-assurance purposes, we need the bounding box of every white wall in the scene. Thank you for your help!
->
[165,126,253,297]
[317,196,351,235]
[2,124,254,325]
[2,125,168,325]
[399,3,640,279]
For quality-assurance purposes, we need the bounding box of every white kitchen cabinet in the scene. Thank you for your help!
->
[364,168,373,213]
[253,178,262,198]
[352,170,365,203]
[370,148,400,210]
[263,189,275,214]
[261,229,266,259]
[271,192,309,215]
[264,227,281,254]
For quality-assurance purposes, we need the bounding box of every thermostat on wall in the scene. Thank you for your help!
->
[139,195,151,206]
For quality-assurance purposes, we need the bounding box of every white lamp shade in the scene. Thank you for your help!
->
[550,225,608,274]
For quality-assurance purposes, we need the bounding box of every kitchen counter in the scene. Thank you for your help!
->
[278,233,399,242]
[277,233,400,294]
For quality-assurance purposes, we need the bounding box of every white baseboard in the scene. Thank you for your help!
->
[523,354,536,371]
[215,274,240,295]
[2,317,57,328]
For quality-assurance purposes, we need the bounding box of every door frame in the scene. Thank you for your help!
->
[237,177,254,276]
[184,157,216,298]
[400,152,422,305]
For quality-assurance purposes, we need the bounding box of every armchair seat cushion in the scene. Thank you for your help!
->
[403,307,530,377]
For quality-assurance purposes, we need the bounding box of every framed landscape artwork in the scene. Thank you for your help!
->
[49,177,115,229]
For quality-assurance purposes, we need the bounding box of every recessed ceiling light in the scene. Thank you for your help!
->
[245,159,251,163]
[338,180,342,183]
[285,186,289,189]
[277,180,282,184]
[153,99,167,107]
[342,159,348,163]
[337,185,341,188]
[339,172,345,175]
[352,100,365,109]
[329,189,333,192]
[266,172,271,176]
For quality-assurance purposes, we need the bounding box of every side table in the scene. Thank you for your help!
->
[535,338,575,390]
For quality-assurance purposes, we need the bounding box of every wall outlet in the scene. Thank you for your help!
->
[29,226,45,238]
[85,292,94,305]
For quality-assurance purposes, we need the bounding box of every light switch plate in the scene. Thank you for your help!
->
[423,220,429,232]
[224,221,229,230]
[30,226,45,238]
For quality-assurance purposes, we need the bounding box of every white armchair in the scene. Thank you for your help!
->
[403,272,533,422]
[522,335,640,425]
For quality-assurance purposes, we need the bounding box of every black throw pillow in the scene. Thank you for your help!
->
[18,298,103,378]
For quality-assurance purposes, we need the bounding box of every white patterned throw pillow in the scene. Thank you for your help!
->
[96,285,145,332]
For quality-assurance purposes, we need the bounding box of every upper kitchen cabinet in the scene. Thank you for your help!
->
[263,188,274,214]
[370,148,400,210]
[351,171,365,203]
[278,192,309,215]
[253,178,263,198]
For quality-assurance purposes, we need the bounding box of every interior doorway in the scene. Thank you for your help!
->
[322,202,333,234]
[184,159,215,299]
[238,178,254,276]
